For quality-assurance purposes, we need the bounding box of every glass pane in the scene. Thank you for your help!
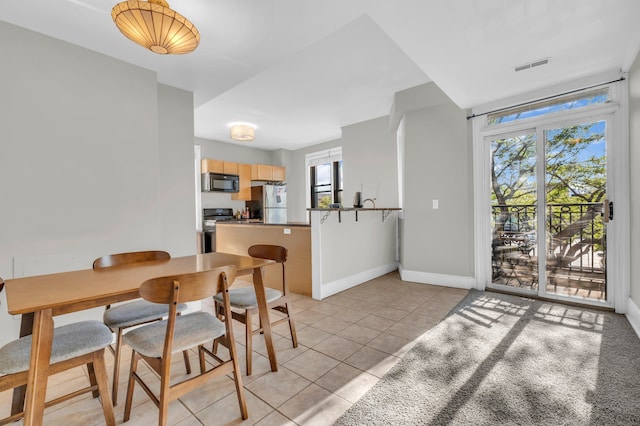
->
[315,192,332,208]
[488,88,608,125]
[490,132,538,290]
[316,163,331,185]
[545,121,607,301]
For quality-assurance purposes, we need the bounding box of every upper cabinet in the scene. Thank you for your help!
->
[251,164,272,181]
[251,164,286,182]
[202,159,223,174]
[201,158,285,199]
[223,161,238,175]
[202,159,238,175]
[231,163,251,201]
[272,166,286,182]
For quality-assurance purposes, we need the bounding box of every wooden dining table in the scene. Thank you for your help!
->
[3,251,278,426]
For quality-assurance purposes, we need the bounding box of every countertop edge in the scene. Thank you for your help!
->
[307,207,402,211]
[216,221,310,227]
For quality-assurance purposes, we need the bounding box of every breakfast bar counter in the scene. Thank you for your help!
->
[216,223,312,296]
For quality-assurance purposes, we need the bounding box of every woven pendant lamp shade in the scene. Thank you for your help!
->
[112,0,200,55]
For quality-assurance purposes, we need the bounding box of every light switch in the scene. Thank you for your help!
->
[433,200,439,209]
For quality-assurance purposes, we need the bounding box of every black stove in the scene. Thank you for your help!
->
[202,208,234,252]
[203,208,234,230]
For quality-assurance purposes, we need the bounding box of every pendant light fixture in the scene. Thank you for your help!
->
[111,0,200,55]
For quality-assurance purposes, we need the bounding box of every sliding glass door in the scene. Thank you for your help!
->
[490,131,538,291]
[543,120,607,300]
[488,118,610,304]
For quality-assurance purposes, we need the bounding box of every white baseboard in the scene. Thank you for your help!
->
[318,262,398,300]
[398,264,475,289]
[627,297,640,339]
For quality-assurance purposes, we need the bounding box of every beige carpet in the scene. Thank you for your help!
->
[334,290,640,425]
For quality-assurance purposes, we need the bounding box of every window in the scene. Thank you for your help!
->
[472,77,629,312]
[306,148,343,208]
[310,161,343,208]
[487,88,609,125]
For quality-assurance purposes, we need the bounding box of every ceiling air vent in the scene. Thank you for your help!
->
[514,58,549,72]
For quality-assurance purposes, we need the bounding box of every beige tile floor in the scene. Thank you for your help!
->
[0,271,468,425]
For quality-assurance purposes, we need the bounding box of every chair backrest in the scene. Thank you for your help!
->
[248,245,289,294]
[248,245,287,264]
[139,266,237,365]
[93,250,170,269]
[139,265,237,305]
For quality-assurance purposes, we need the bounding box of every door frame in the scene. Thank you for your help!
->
[472,78,630,313]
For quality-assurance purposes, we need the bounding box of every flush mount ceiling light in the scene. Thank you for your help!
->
[229,123,257,141]
[111,0,200,55]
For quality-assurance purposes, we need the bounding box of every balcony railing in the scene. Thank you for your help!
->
[491,202,606,298]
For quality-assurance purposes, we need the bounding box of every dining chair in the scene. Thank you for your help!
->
[213,244,298,375]
[93,250,190,406]
[122,266,248,426]
[0,278,115,426]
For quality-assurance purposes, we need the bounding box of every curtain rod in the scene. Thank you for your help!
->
[466,76,625,120]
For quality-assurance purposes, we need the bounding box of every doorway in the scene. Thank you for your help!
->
[473,80,629,310]
[489,119,609,303]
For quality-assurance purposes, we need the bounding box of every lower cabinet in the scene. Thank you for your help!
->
[216,224,311,296]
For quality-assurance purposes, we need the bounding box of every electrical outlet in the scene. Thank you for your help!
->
[283,228,291,235]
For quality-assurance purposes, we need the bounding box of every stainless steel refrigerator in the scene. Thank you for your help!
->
[249,184,287,224]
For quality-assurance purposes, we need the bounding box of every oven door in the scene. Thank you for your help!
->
[203,229,216,252]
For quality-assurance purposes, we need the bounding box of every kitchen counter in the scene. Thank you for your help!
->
[307,207,402,212]
[216,222,312,296]
[306,207,401,224]
[219,220,310,227]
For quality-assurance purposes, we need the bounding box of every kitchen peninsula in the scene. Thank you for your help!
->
[308,207,401,300]
[217,208,401,301]
[216,221,312,296]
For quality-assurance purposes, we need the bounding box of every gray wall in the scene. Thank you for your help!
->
[400,94,474,278]
[0,22,196,345]
[629,53,640,307]
[197,137,273,164]
[285,116,399,223]
[158,84,198,256]
[342,117,399,208]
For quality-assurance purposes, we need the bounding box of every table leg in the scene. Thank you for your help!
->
[252,266,278,372]
[11,312,34,416]
[23,308,54,426]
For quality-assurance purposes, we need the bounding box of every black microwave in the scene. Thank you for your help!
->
[202,172,239,192]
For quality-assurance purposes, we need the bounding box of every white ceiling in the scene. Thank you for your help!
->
[2,1,640,150]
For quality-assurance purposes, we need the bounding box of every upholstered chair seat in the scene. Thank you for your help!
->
[0,321,112,375]
[103,300,188,330]
[123,312,225,358]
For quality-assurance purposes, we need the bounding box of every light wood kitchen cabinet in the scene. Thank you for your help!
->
[251,164,286,182]
[272,165,286,181]
[231,163,251,200]
[251,164,272,181]
[201,159,239,175]
[202,159,223,173]
[223,161,238,175]
[202,158,284,182]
